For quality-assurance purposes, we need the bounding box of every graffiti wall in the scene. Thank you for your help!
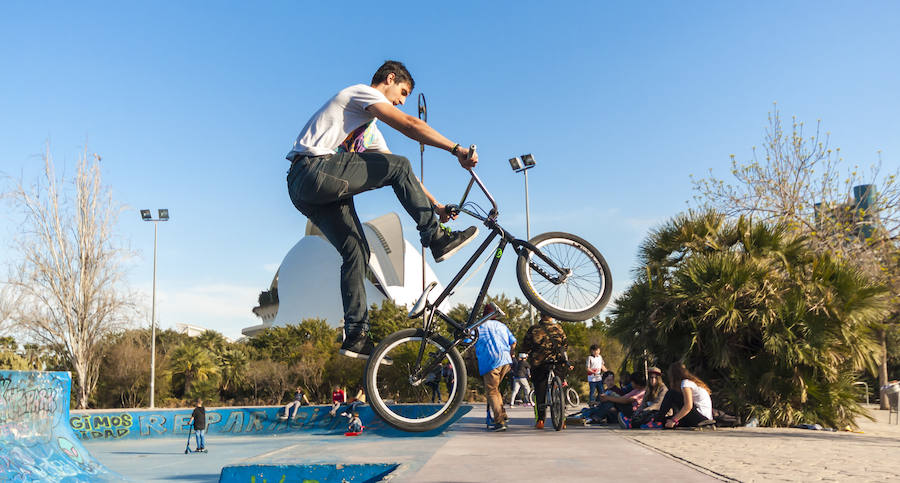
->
[73,404,375,441]
[71,403,472,441]
[0,371,120,482]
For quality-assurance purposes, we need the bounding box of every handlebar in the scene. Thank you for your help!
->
[451,145,499,220]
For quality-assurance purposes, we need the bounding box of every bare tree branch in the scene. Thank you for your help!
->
[3,146,136,408]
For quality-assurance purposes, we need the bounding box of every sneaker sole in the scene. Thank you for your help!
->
[434,227,480,263]
[339,348,393,365]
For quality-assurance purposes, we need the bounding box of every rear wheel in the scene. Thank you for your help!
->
[516,232,612,321]
[550,376,565,431]
[364,328,466,432]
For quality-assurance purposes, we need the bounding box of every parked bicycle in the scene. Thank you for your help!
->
[364,147,612,432]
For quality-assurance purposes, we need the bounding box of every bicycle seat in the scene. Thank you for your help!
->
[408,281,438,318]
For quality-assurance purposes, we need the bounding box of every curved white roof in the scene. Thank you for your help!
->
[268,213,446,329]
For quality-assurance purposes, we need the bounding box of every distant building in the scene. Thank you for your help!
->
[175,322,234,342]
[243,213,446,337]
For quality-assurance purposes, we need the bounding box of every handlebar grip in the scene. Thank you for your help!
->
[467,144,476,162]
[445,204,461,217]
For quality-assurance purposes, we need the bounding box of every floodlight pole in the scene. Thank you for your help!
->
[141,209,168,409]
[510,156,537,324]
[150,221,158,409]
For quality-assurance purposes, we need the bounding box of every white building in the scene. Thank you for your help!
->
[243,213,446,337]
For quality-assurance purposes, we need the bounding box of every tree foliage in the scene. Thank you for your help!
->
[610,211,888,427]
[692,108,900,404]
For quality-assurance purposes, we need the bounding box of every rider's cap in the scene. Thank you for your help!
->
[648,366,663,375]
[518,353,528,359]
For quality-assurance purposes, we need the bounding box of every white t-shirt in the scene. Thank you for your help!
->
[681,379,713,419]
[586,355,604,382]
[287,84,391,158]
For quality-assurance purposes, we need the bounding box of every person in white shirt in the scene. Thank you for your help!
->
[652,362,714,428]
[285,61,480,360]
[586,344,607,403]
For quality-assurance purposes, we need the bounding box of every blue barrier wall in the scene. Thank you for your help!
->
[218,463,399,483]
[0,371,121,482]
[71,403,472,441]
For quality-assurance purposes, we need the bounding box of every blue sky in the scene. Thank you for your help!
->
[2,1,899,340]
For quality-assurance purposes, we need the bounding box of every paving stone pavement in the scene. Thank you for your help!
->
[616,405,900,482]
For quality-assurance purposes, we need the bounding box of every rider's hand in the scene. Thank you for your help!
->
[435,204,458,223]
[456,146,478,169]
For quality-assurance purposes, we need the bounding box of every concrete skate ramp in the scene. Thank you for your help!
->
[0,370,121,482]
[70,403,472,442]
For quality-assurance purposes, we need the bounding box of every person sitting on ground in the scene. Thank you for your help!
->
[586,372,645,424]
[340,385,366,416]
[587,344,608,404]
[619,371,633,394]
[592,371,623,403]
[651,362,714,429]
[473,303,517,432]
[347,412,364,434]
[329,386,346,417]
[520,313,568,430]
[620,366,668,429]
[509,353,532,407]
[280,386,311,420]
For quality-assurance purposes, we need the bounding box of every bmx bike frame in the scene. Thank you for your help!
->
[405,169,570,384]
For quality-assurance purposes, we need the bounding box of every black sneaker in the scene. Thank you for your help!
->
[340,333,393,365]
[492,421,508,432]
[430,225,479,263]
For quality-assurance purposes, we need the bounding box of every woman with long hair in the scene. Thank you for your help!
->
[651,362,714,428]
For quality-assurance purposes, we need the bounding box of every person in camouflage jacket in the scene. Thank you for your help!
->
[520,313,569,428]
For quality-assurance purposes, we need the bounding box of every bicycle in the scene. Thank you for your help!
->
[532,362,568,431]
[364,147,612,432]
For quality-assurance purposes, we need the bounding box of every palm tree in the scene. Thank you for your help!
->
[611,210,888,427]
[168,343,219,398]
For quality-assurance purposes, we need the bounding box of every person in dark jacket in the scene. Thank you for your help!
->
[188,399,207,451]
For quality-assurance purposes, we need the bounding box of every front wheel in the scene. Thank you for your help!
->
[364,328,466,432]
[516,232,612,321]
[550,376,566,431]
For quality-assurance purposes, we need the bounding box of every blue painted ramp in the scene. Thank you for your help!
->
[219,463,399,483]
[0,371,122,482]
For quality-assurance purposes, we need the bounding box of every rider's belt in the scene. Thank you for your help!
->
[289,153,328,168]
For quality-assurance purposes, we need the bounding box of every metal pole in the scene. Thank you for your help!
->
[418,93,427,292]
[150,221,157,409]
[524,169,534,325]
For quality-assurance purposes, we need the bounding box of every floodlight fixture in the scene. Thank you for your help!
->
[521,153,536,168]
[158,209,169,221]
[509,157,524,172]
[140,209,152,221]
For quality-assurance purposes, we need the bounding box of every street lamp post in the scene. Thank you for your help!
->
[509,154,537,323]
[140,208,169,408]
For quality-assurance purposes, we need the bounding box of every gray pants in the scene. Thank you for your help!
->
[510,377,531,405]
[286,152,439,337]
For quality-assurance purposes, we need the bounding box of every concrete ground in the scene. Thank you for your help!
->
[84,404,900,482]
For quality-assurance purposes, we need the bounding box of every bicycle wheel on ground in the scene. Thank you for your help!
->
[566,387,580,407]
[550,376,565,431]
[516,232,612,321]
[364,328,467,432]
